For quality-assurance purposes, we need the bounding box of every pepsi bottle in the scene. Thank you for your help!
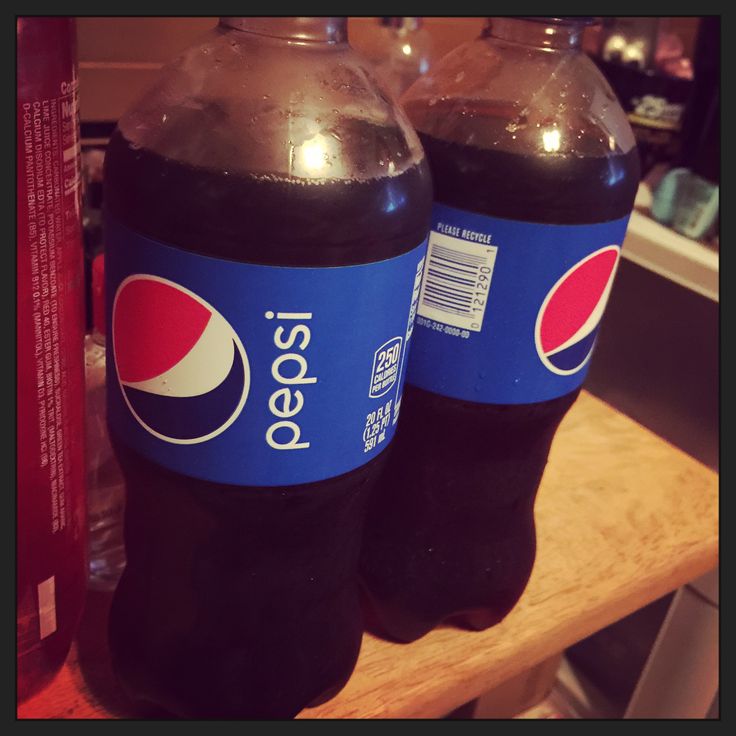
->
[103,18,431,718]
[359,17,640,643]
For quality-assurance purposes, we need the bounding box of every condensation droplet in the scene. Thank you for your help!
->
[506,114,528,133]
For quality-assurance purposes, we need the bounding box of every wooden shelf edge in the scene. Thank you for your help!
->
[622,210,719,302]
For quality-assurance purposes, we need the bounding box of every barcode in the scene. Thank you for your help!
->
[417,230,498,332]
[37,576,57,640]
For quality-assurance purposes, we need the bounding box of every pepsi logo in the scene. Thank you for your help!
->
[112,275,249,444]
[535,246,620,375]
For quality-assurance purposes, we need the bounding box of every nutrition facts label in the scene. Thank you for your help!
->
[369,337,402,398]
[363,399,393,453]
[19,79,81,534]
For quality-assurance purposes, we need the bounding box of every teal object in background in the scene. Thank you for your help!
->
[672,173,719,241]
[651,168,719,241]
[651,167,689,226]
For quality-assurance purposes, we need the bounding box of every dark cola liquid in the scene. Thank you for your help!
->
[103,131,430,718]
[359,127,640,643]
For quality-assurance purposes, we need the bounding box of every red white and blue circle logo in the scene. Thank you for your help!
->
[535,246,620,375]
[112,275,249,444]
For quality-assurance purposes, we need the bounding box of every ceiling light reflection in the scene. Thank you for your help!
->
[542,128,561,152]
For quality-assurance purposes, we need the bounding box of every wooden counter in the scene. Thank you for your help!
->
[18,391,718,720]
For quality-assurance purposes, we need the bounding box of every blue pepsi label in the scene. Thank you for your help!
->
[105,218,427,486]
[408,203,631,404]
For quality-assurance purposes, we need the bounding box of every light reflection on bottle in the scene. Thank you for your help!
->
[290,131,343,178]
[542,128,561,152]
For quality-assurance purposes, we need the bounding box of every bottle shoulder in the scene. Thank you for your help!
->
[401,37,637,159]
[116,26,425,182]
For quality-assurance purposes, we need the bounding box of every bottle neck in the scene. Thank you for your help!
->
[484,17,583,51]
[380,17,422,32]
[219,17,347,44]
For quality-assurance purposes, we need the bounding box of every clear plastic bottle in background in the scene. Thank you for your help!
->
[103,16,431,718]
[360,16,640,643]
[17,17,87,702]
[360,18,433,98]
[85,253,126,591]
[81,147,106,330]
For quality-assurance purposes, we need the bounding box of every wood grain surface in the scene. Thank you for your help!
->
[18,392,718,720]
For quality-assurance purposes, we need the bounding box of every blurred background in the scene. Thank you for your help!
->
[75,17,719,720]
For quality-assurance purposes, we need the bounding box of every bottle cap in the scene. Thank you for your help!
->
[380,17,423,31]
[219,17,347,43]
[523,17,598,26]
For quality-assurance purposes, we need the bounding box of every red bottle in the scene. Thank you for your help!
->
[17,17,87,703]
